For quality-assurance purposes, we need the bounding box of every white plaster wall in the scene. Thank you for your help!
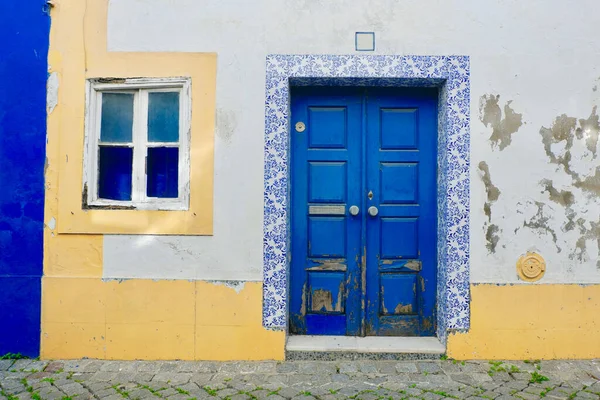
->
[104,0,600,283]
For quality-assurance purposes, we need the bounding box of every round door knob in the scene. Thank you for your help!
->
[368,206,379,217]
[349,205,359,216]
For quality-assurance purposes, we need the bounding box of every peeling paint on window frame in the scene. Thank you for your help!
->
[82,77,192,211]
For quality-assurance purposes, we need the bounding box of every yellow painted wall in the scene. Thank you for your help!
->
[41,278,285,360]
[48,0,216,235]
[43,0,284,361]
[448,284,600,360]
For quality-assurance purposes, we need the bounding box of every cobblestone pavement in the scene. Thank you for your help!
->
[2,358,600,400]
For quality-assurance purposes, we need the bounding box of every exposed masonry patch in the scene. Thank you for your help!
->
[540,114,578,177]
[478,161,500,221]
[577,106,600,158]
[478,161,501,254]
[479,94,523,151]
[163,240,195,258]
[485,224,500,254]
[522,201,560,253]
[574,221,600,268]
[47,217,56,231]
[540,179,575,207]
[47,71,58,115]
[207,280,246,293]
[538,105,600,267]
[574,167,600,195]
[215,108,237,144]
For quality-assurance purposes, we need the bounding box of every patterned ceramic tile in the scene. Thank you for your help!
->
[263,55,470,340]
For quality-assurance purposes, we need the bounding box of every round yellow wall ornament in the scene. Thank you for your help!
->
[517,252,546,282]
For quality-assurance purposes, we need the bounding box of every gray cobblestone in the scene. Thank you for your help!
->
[544,389,571,399]
[330,373,349,383]
[519,392,545,400]
[358,362,378,374]
[298,362,336,375]
[165,394,189,400]
[158,387,179,397]
[59,382,89,396]
[275,363,298,373]
[421,392,444,400]
[377,361,397,374]
[338,362,359,374]
[95,388,118,397]
[0,360,15,372]
[44,362,64,373]
[38,386,66,400]
[0,359,599,400]
[189,372,214,386]
[418,362,443,374]
[577,391,600,399]
[91,371,120,382]
[227,380,255,391]
[101,395,126,400]
[320,394,348,400]
[575,395,600,400]
[151,372,192,385]
[491,371,512,382]
[395,362,418,373]
[229,394,250,400]
[277,387,302,398]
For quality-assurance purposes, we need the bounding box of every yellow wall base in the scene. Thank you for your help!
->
[41,279,284,361]
[42,280,600,360]
[448,284,600,360]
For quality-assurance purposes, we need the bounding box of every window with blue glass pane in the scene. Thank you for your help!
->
[97,92,134,201]
[98,146,133,200]
[100,93,134,143]
[87,78,189,209]
[147,147,179,198]
[148,92,179,142]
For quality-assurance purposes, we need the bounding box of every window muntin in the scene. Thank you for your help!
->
[84,78,191,210]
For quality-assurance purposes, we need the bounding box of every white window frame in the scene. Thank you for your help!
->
[83,77,191,211]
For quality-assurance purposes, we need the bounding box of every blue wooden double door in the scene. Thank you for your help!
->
[290,87,438,336]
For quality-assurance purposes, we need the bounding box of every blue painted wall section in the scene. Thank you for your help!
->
[0,0,50,356]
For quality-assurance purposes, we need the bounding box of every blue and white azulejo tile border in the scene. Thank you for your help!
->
[262,55,470,340]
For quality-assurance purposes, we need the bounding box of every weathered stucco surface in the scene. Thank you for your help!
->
[1,0,49,357]
[103,0,600,284]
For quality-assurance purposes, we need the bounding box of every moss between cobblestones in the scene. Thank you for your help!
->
[203,385,218,396]
[112,383,131,398]
[0,353,30,360]
[136,383,164,397]
[529,371,550,384]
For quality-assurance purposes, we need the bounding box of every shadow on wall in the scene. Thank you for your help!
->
[0,0,50,357]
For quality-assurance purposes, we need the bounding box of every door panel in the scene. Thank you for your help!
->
[290,88,363,336]
[365,88,438,336]
[290,87,437,337]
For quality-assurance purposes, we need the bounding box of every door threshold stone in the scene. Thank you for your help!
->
[286,335,445,360]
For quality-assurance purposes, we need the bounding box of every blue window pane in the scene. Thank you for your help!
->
[98,146,133,201]
[101,93,134,143]
[148,92,180,142]
[147,147,179,198]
